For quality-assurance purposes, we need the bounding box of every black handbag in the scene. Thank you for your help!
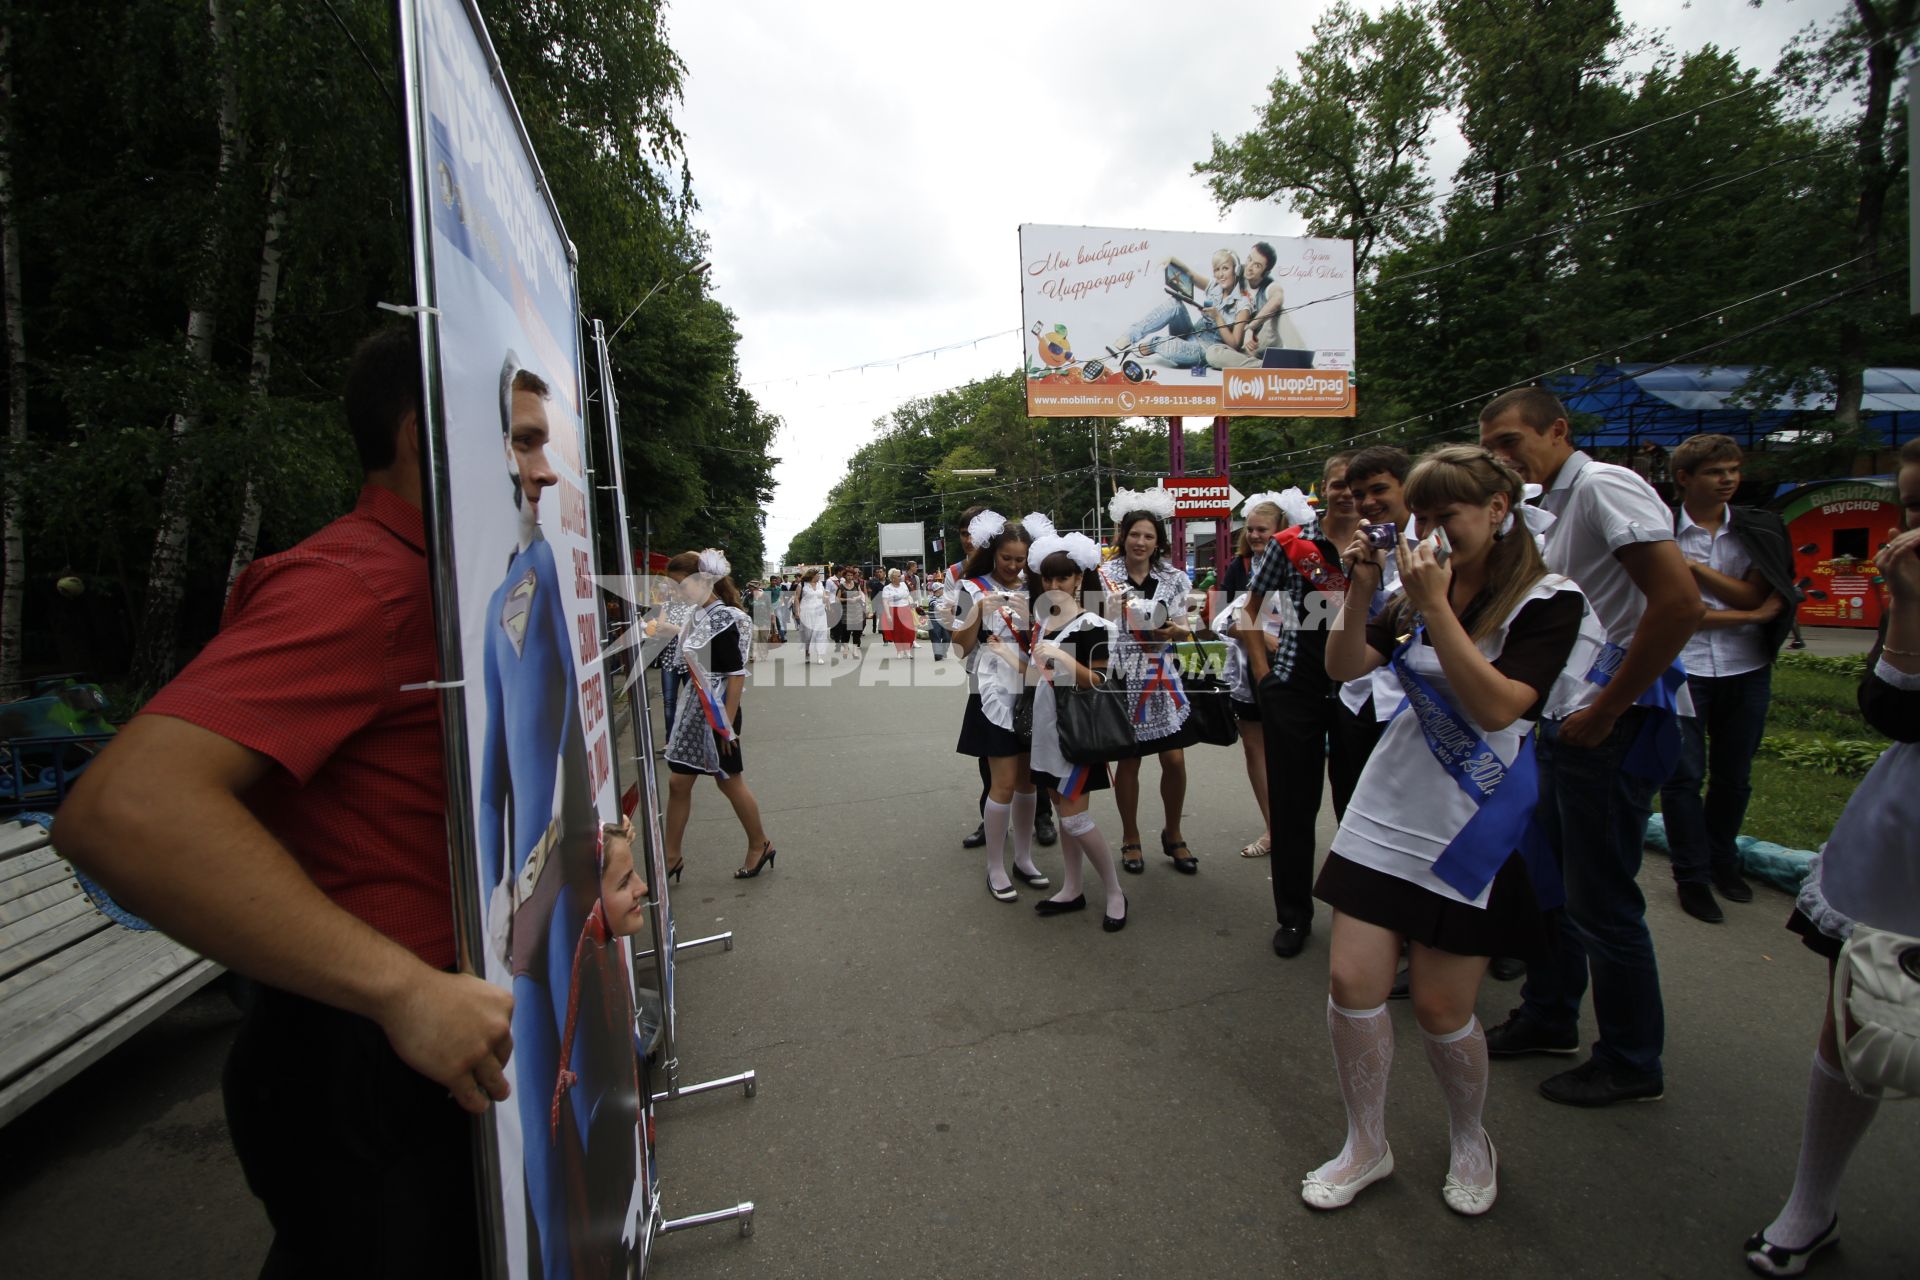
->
[1176,644,1240,748]
[1055,681,1137,764]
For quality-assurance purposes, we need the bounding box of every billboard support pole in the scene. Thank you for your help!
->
[1213,416,1231,577]
[1168,417,1186,568]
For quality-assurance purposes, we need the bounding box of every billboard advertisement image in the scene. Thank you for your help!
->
[1019,223,1356,418]
[401,0,643,1274]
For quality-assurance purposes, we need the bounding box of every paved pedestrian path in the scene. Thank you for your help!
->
[0,636,1910,1279]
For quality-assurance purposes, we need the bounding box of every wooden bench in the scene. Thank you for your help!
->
[0,818,222,1126]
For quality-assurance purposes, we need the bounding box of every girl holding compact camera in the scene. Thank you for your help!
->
[1304,446,1603,1217]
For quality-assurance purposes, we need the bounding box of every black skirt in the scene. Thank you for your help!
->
[956,692,1029,759]
[1031,764,1112,797]
[1786,907,1844,961]
[669,707,745,777]
[1314,851,1550,960]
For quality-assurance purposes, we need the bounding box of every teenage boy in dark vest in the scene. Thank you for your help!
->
[1660,433,1797,924]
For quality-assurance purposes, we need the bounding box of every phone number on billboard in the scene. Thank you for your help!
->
[1134,395,1209,406]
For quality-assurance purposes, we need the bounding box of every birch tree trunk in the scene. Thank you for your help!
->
[0,21,28,690]
[224,155,288,598]
[128,0,244,689]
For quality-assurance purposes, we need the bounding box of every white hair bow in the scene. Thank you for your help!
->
[1239,490,1286,518]
[1059,531,1102,570]
[1109,486,1176,523]
[967,509,1007,546]
[1025,533,1067,570]
[697,547,731,578]
[1273,487,1315,530]
[1022,511,1058,540]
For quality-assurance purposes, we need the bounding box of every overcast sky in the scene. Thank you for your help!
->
[666,0,1841,567]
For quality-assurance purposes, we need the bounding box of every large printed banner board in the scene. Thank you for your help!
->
[1018,223,1356,418]
[877,521,924,557]
[407,0,644,1274]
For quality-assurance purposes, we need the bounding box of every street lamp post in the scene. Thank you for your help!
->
[940,468,997,571]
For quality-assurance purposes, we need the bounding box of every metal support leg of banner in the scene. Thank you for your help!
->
[660,1202,756,1239]
[593,320,757,1264]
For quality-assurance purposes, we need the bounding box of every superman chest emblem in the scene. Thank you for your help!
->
[501,569,536,656]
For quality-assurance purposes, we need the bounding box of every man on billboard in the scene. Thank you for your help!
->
[1205,241,1309,368]
[477,354,633,1279]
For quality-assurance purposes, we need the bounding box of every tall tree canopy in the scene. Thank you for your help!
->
[0,0,775,692]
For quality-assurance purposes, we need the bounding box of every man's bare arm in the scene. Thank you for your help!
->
[56,715,513,1112]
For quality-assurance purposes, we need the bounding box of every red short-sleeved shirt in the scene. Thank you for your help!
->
[142,485,455,967]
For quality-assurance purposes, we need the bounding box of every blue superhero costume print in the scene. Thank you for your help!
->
[477,533,631,1280]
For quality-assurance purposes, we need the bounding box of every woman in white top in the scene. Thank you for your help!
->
[1745,438,1920,1277]
[1210,583,1282,859]
[797,569,830,666]
[879,569,916,658]
[1304,446,1596,1217]
[952,511,1050,902]
[1098,490,1196,874]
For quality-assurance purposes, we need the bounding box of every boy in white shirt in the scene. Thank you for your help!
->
[1480,388,1703,1108]
[1661,434,1795,925]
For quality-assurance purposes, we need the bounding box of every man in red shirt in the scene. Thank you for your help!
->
[57,328,511,1275]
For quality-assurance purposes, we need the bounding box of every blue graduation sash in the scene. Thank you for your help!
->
[1583,641,1687,782]
[1390,635,1562,909]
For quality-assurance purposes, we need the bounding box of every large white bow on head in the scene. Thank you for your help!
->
[1022,511,1058,540]
[967,509,1007,546]
[697,547,731,578]
[1108,486,1176,524]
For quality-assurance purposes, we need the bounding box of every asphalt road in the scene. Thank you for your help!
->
[1,627,1908,1279]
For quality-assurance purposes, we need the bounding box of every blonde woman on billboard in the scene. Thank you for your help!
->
[1110,249,1250,368]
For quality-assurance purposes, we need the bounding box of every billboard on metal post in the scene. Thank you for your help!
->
[400,0,643,1274]
[877,521,925,558]
[1019,223,1356,418]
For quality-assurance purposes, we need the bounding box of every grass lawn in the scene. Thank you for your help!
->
[1654,656,1877,852]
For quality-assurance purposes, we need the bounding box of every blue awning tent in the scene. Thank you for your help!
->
[1543,364,1920,448]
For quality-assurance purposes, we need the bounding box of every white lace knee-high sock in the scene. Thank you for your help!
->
[1423,1017,1492,1188]
[1314,998,1394,1186]
[1072,821,1123,920]
[1049,829,1084,902]
[1009,790,1039,877]
[1764,1051,1881,1249]
[982,798,1012,890]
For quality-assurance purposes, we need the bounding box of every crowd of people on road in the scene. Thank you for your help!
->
[910,388,1917,1272]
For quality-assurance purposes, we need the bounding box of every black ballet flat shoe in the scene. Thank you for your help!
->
[1160,830,1198,874]
[1120,843,1145,875]
[1103,896,1128,932]
[733,844,776,879]
[988,875,1019,903]
[1034,894,1086,917]
[1011,865,1051,889]
[1744,1215,1837,1276]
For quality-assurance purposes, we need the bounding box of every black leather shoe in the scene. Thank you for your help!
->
[962,823,987,849]
[1272,924,1309,958]
[1120,843,1145,875]
[1034,894,1085,916]
[1484,1011,1579,1057]
[1744,1215,1837,1276]
[1488,956,1527,982]
[1678,881,1725,924]
[1010,865,1050,889]
[1034,815,1058,847]
[1103,895,1128,932]
[1713,866,1754,904]
[1538,1058,1664,1107]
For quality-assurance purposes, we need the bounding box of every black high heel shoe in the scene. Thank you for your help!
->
[1160,829,1198,874]
[666,860,684,884]
[734,843,777,879]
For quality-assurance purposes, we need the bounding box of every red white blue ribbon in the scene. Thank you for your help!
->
[680,652,735,741]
